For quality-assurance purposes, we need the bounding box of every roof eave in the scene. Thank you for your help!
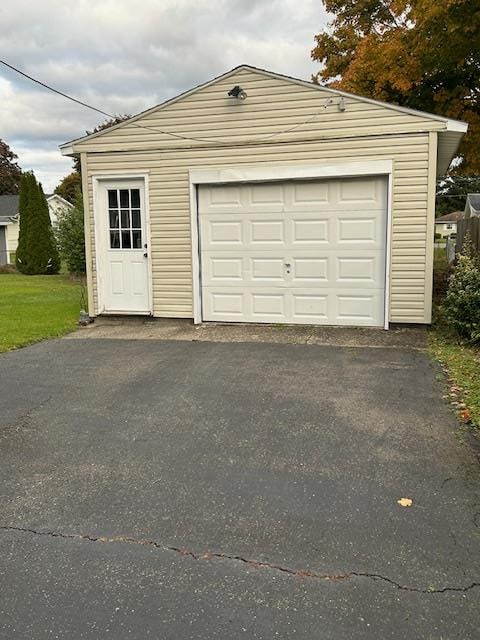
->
[60,144,75,156]
[445,120,469,133]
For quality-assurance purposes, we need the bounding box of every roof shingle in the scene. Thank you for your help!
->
[0,195,19,222]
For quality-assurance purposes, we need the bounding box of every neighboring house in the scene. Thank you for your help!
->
[435,211,464,238]
[60,64,468,328]
[0,193,72,264]
[0,195,20,265]
[464,193,480,218]
[46,193,74,226]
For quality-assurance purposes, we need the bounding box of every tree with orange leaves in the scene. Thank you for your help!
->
[312,0,480,174]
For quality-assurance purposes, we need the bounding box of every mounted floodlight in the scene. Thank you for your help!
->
[228,85,247,100]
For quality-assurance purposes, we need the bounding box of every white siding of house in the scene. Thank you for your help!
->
[47,196,72,226]
[6,221,19,258]
[72,68,443,323]
[435,222,457,238]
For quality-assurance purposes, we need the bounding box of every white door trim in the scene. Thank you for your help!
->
[92,173,153,315]
[189,160,393,329]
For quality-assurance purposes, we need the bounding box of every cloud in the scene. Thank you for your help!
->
[0,0,329,190]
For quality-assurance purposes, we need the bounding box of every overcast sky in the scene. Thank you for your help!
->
[0,0,329,191]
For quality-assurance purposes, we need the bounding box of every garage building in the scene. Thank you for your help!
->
[61,65,467,328]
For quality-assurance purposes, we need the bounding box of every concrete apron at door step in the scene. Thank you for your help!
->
[67,317,428,350]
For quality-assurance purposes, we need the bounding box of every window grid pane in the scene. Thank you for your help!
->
[108,188,142,249]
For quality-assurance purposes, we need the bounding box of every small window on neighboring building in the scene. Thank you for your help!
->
[446,223,453,229]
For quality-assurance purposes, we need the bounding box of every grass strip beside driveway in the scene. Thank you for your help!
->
[429,331,480,428]
[0,274,81,353]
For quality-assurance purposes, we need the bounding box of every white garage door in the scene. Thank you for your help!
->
[198,177,387,326]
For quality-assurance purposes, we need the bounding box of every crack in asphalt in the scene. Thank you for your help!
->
[1,525,479,595]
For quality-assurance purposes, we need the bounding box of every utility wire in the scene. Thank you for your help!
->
[0,58,336,146]
[0,58,215,143]
[0,59,112,119]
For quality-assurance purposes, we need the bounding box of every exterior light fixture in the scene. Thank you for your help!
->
[228,85,247,100]
[338,97,346,111]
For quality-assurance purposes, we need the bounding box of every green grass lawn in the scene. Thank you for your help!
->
[429,250,480,428]
[429,299,480,428]
[429,331,480,428]
[0,273,83,353]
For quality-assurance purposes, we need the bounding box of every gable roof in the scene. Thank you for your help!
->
[435,211,464,223]
[0,195,19,220]
[47,193,74,208]
[60,64,468,152]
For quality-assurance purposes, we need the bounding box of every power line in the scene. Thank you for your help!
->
[0,59,112,119]
[0,58,337,147]
[0,58,214,143]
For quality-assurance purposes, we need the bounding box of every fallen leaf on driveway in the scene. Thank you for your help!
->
[397,498,413,507]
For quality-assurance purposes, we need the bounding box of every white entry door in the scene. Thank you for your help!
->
[198,177,387,326]
[97,180,150,313]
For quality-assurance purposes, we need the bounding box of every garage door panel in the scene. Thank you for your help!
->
[285,181,331,212]
[208,291,244,316]
[203,251,383,289]
[207,220,243,244]
[336,293,382,324]
[202,211,384,250]
[291,257,328,282]
[338,177,380,203]
[250,219,285,243]
[202,287,384,325]
[248,183,284,205]
[337,215,382,244]
[199,184,243,210]
[292,218,329,243]
[251,258,285,281]
[208,257,243,281]
[291,180,330,204]
[199,178,386,326]
[251,293,285,318]
[337,257,375,283]
[293,293,329,320]
[335,255,383,284]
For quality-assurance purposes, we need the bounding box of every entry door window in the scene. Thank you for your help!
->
[108,188,142,249]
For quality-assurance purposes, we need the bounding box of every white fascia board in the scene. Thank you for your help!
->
[60,144,75,156]
[445,120,469,133]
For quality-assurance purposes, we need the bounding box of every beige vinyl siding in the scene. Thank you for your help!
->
[85,131,432,322]
[76,69,444,154]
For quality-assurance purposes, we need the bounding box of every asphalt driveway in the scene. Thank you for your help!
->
[0,337,479,638]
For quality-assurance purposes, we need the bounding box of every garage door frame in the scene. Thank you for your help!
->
[189,160,393,329]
